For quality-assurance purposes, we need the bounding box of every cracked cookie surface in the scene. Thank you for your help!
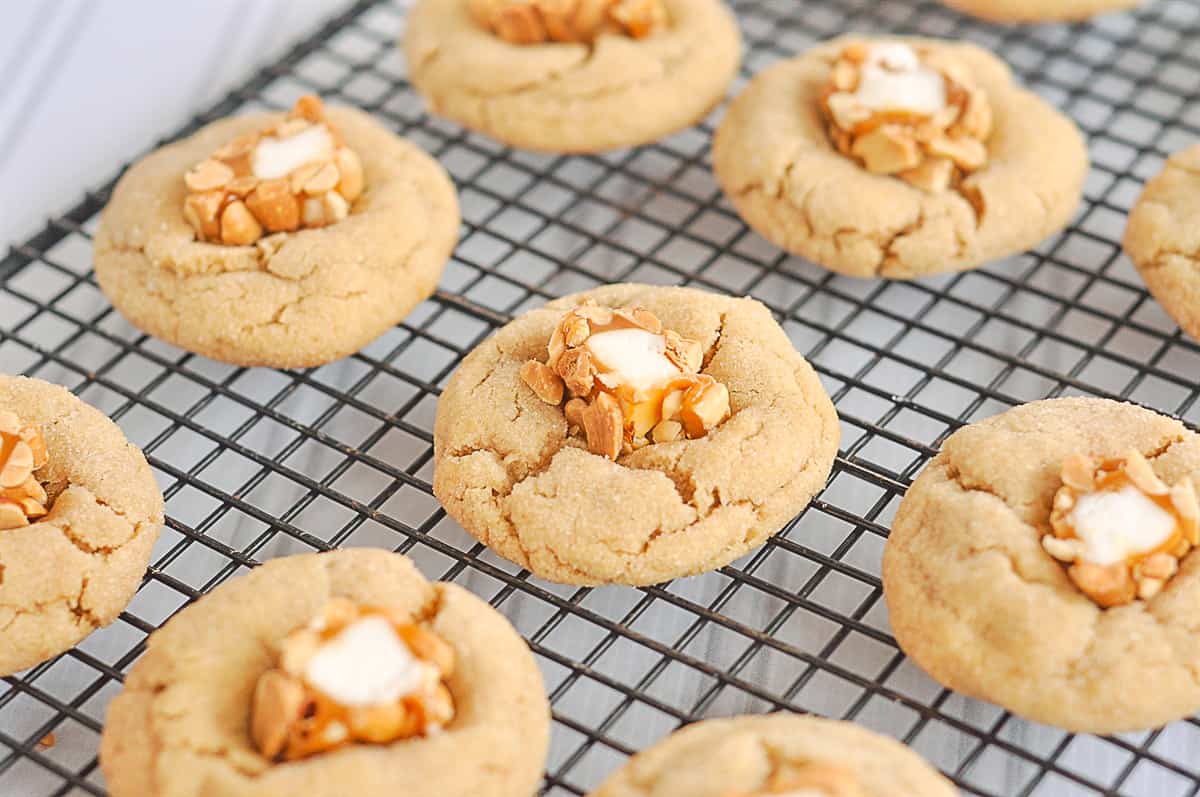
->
[1124,144,1200,345]
[432,284,840,586]
[941,0,1142,21]
[588,714,955,797]
[94,107,459,368]
[402,0,741,153]
[99,549,550,797]
[0,374,163,677]
[713,37,1087,279]
[883,397,1200,733]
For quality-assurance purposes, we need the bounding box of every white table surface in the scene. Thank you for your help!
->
[1,0,356,248]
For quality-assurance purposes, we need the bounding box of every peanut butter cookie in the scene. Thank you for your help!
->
[94,96,459,368]
[403,0,742,153]
[883,397,1200,733]
[588,714,956,797]
[99,549,550,797]
[1124,144,1200,344]
[713,37,1087,279]
[433,284,840,586]
[0,374,163,676]
[941,0,1143,22]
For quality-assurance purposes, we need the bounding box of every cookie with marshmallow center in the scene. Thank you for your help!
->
[884,397,1200,733]
[94,95,459,368]
[713,36,1087,279]
[433,284,839,586]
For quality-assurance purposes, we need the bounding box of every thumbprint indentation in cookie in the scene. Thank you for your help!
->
[182,94,366,247]
[250,597,457,762]
[519,299,731,460]
[819,40,993,198]
[1043,450,1200,607]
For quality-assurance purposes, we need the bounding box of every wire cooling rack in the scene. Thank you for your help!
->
[2,0,1200,795]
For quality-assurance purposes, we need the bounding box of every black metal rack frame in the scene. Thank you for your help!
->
[3,1,1200,795]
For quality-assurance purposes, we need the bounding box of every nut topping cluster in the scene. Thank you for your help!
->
[0,411,49,531]
[250,598,455,762]
[1043,451,1199,608]
[521,301,731,460]
[819,41,993,194]
[183,95,364,247]
[468,0,667,45]
[726,764,866,797]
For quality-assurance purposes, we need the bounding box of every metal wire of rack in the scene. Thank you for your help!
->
[2,0,1200,795]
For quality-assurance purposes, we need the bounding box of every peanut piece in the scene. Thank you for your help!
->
[1140,552,1178,581]
[898,157,954,194]
[220,200,263,246]
[557,348,596,397]
[251,670,306,760]
[335,148,364,202]
[680,378,730,438]
[521,360,566,405]
[574,301,614,327]
[851,125,922,174]
[0,499,28,530]
[651,419,683,444]
[663,331,702,373]
[1069,561,1137,608]
[185,159,234,193]
[0,440,33,488]
[564,398,588,429]
[582,393,623,460]
[927,135,988,172]
[184,190,225,241]
[245,179,301,233]
[1060,454,1096,492]
[304,163,341,195]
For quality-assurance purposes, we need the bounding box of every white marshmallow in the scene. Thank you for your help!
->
[252,125,334,180]
[303,616,430,707]
[851,42,947,116]
[1069,485,1177,566]
[584,329,681,393]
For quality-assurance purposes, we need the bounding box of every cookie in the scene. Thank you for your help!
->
[1124,144,1200,344]
[99,549,550,797]
[433,284,840,586]
[713,37,1088,279]
[94,96,459,368]
[940,0,1142,22]
[403,0,742,153]
[588,714,956,797]
[0,374,163,677]
[883,397,1200,733]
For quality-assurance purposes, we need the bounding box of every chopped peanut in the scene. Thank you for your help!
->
[250,600,455,762]
[182,95,362,246]
[1043,451,1199,608]
[520,301,731,459]
[0,412,49,531]
[819,41,993,194]
[468,0,667,44]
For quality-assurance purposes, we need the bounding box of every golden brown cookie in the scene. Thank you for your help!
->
[883,397,1200,733]
[432,284,840,586]
[94,103,459,368]
[941,0,1143,22]
[1124,143,1200,344]
[403,0,742,153]
[99,549,550,797]
[588,714,956,797]
[712,37,1088,279]
[0,374,163,677]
